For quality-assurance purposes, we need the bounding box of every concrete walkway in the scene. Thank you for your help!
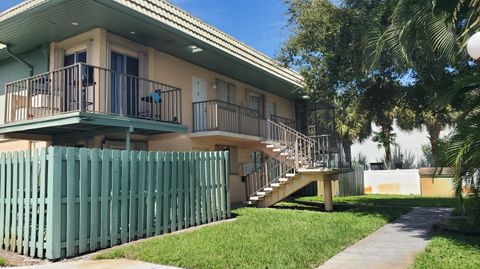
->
[317,207,453,269]
[11,259,183,269]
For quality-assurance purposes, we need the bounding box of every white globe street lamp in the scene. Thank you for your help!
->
[467,32,480,60]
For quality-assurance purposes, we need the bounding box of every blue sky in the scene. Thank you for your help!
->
[0,0,289,58]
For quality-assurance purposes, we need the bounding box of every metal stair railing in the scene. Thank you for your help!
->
[245,120,317,200]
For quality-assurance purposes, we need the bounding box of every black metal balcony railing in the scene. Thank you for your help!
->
[192,100,268,137]
[4,63,182,124]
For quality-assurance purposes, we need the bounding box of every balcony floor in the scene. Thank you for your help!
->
[0,112,188,142]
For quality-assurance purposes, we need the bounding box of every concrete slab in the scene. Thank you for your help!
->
[11,259,183,269]
[316,207,452,269]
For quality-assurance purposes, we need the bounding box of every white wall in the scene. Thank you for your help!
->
[352,122,453,165]
[364,169,421,195]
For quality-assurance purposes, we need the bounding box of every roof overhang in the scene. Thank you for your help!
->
[0,0,304,99]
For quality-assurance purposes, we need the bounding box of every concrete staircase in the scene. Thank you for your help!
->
[245,120,337,208]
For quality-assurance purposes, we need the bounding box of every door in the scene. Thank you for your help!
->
[266,101,276,120]
[111,51,139,116]
[64,51,88,112]
[192,76,208,131]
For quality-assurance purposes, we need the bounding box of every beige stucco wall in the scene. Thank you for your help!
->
[47,28,295,131]
[0,140,48,154]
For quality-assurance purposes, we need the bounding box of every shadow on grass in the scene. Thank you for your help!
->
[272,200,409,223]
[297,195,457,208]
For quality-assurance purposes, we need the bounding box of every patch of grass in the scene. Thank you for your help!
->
[413,230,480,269]
[96,205,408,269]
[0,257,8,266]
[296,194,457,208]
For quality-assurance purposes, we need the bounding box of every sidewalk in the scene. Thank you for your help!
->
[317,207,453,269]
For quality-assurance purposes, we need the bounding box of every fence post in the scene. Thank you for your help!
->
[46,147,62,260]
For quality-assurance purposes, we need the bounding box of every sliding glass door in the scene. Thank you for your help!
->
[110,51,139,116]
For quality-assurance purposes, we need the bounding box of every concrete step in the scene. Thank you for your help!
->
[279,178,289,183]
[256,191,267,196]
[270,183,281,187]
[265,144,275,148]
[263,187,273,192]
[286,173,296,177]
[249,196,263,201]
[272,148,282,152]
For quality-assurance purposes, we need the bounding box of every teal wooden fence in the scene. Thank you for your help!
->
[0,147,230,260]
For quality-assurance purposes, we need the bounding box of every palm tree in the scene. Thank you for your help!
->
[379,0,480,222]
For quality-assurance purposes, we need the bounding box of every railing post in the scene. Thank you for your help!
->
[78,64,84,112]
[294,139,299,170]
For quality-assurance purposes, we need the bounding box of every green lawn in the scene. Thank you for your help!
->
[97,205,408,269]
[296,194,458,208]
[414,230,480,269]
[0,257,8,266]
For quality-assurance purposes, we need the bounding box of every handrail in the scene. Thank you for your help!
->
[245,119,352,200]
[4,63,182,124]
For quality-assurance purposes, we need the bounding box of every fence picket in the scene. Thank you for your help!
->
[129,151,138,241]
[120,151,129,244]
[188,152,195,227]
[155,152,163,236]
[11,152,18,252]
[170,152,177,232]
[79,149,89,253]
[37,149,47,258]
[17,151,25,253]
[137,152,146,239]
[177,152,184,230]
[45,147,61,259]
[29,150,38,257]
[110,150,121,246]
[0,153,6,250]
[195,152,201,225]
[146,152,155,237]
[205,152,212,223]
[100,150,111,248]
[22,151,31,255]
[90,149,101,251]
[200,152,207,224]
[163,152,171,234]
[65,147,77,257]
[4,153,11,251]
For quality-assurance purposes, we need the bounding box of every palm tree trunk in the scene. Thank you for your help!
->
[382,125,393,170]
[426,122,442,166]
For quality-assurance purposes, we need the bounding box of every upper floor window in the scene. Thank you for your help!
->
[215,79,236,104]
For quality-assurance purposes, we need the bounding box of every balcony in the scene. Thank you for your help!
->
[1,64,187,140]
[4,63,182,123]
[192,100,268,138]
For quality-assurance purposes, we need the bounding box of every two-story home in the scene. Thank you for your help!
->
[0,0,350,206]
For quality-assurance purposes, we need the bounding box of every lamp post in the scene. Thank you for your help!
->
[467,32,480,59]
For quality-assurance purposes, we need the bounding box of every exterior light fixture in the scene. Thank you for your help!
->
[0,43,6,50]
[467,32,480,60]
[189,45,203,54]
[302,95,310,100]
[71,22,79,26]
[130,31,136,35]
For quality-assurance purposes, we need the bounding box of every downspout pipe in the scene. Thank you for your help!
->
[4,44,34,76]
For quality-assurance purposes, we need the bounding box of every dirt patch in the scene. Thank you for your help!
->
[0,249,48,267]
